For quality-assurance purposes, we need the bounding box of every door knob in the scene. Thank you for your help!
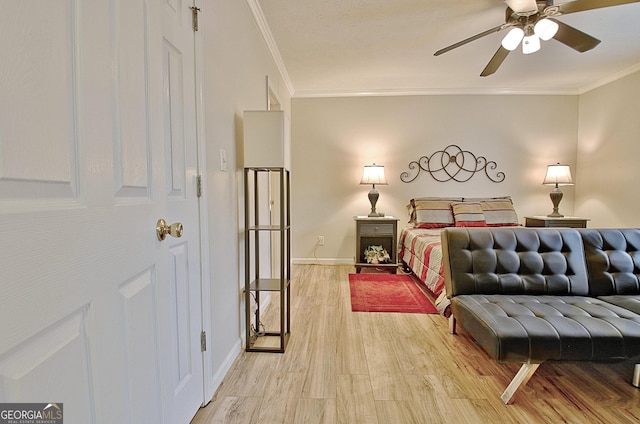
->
[156,219,183,241]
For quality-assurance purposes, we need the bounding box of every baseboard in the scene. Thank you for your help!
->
[293,258,354,265]
[204,338,242,405]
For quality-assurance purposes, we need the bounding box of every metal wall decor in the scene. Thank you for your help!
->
[400,144,505,183]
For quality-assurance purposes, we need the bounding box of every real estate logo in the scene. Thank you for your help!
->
[0,403,63,424]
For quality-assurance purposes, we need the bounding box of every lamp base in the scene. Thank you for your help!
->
[547,187,564,218]
[547,212,565,218]
[367,188,383,217]
[368,212,385,217]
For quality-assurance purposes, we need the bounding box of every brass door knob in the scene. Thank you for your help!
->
[156,219,183,241]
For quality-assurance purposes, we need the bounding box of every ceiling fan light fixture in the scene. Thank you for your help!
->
[522,34,540,54]
[534,18,559,41]
[501,27,524,51]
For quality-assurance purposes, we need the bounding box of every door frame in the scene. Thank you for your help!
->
[191,0,215,405]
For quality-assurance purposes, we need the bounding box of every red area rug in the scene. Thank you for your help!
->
[348,273,438,314]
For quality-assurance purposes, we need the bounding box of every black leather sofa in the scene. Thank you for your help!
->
[441,227,640,404]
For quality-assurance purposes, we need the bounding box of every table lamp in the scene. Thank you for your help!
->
[360,163,387,217]
[542,163,574,217]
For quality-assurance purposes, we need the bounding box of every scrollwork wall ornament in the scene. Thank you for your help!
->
[400,144,505,183]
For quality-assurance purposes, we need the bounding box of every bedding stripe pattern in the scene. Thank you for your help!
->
[451,202,487,227]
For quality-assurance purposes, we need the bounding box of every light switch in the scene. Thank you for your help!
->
[220,148,227,172]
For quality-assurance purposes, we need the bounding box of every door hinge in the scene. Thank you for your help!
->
[200,330,207,352]
[196,175,202,197]
[190,6,200,32]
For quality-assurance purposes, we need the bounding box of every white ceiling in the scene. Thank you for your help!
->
[253,0,640,97]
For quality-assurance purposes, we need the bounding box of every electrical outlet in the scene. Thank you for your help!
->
[318,235,325,246]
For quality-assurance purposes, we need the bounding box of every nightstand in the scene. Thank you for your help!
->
[525,216,590,228]
[353,216,399,273]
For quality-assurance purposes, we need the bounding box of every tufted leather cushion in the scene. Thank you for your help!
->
[452,294,640,362]
[442,227,640,364]
[442,228,589,298]
[598,295,640,314]
[579,228,640,296]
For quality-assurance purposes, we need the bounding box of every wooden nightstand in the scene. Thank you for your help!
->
[525,216,590,228]
[354,216,399,273]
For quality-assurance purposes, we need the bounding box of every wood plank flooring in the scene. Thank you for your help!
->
[191,265,640,423]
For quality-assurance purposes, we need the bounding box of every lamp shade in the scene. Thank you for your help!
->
[522,34,541,54]
[502,27,524,51]
[542,163,574,186]
[243,110,291,169]
[534,18,559,41]
[360,164,388,186]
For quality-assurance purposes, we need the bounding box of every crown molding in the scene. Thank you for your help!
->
[245,0,295,97]
[293,63,640,98]
[292,87,581,98]
[578,62,640,94]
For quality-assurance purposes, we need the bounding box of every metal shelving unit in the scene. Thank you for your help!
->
[244,167,291,353]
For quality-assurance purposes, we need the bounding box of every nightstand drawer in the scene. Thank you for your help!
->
[525,216,589,228]
[359,223,394,236]
[543,220,583,228]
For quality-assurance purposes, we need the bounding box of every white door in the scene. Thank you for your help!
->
[157,1,205,422]
[0,1,204,423]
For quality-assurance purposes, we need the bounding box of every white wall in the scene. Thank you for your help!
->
[291,95,579,263]
[575,71,640,227]
[201,0,290,394]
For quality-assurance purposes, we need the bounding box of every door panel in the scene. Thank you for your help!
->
[0,308,95,422]
[169,243,193,384]
[163,40,187,198]
[113,0,151,198]
[119,269,162,424]
[0,0,79,201]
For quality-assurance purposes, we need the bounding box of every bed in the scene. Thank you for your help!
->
[398,196,520,316]
[399,227,449,314]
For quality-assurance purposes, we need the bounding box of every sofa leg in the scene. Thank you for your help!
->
[448,316,456,334]
[633,364,640,388]
[500,363,540,404]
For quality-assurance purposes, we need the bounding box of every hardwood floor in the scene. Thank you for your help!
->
[192,265,640,424]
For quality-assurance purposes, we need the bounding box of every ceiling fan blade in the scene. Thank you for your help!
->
[557,0,640,15]
[434,25,505,56]
[480,46,511,77]
[552,19,601,52]
[504,0,538,14]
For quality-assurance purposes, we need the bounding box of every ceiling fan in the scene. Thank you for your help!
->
[434,0,640,76]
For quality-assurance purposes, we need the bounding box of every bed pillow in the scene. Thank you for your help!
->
[413,197,463,202]
[408,197,462,225]
[451,202,487,227]
[462,196,512,203]
[412,198,458,228]
[479,199,519,226]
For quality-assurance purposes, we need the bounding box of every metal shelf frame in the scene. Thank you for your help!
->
[244,167,291,353]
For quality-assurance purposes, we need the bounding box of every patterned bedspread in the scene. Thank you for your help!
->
[398,227,450,316]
